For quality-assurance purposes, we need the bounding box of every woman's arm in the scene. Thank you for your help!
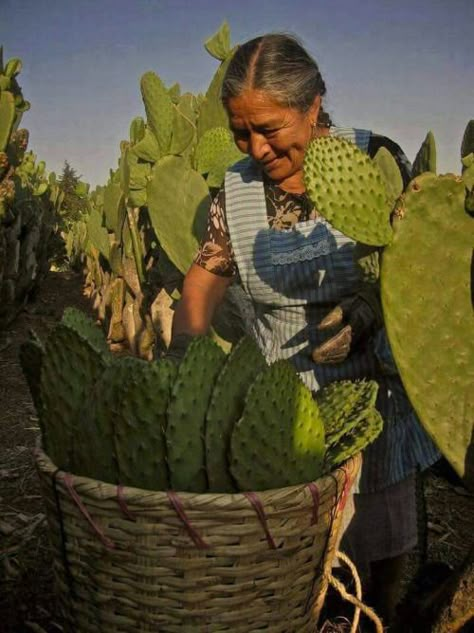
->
[171,263,232,338]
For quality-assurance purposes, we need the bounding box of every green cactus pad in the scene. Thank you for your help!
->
[70,357,140,482]
[207,143,246,188]
[166,337,226,492]
[194,127,233,174]
[86,206,110,261]
[61,307,110,356]
[40,324,110,470]
[230,360,325,491]
[103,181,125,235]
[113,358,176,490]
[197,54,234,139]
[0,91,15,153]
[323,407,383,473]
[303,136,393,246]
[381,174,474,487]
[315,379,379,447]
[205,336,267,492]
[147,155,210,274]
[130,128,161,164]
[412,131,437,177]
[204,21,231,61]
[461,120,474,160]
[19,330,44,421]
[129,117,145,145]
[373,146,403,207]
[140,71,174,156]
[169,106,195,156]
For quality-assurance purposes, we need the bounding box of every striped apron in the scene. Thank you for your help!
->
[224,126,439,493]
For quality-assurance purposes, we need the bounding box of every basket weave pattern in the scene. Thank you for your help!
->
[36,449,361,633]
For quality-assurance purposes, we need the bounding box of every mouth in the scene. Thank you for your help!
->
[262,157,279,169]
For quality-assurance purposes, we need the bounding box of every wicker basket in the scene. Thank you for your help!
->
[35,448,361,633]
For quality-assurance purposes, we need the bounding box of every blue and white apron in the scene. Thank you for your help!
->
[224,126,439,493]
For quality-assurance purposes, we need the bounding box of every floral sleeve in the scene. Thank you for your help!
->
[194,188,237,277]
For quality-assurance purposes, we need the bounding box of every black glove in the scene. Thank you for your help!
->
[164,333,195,364]
[311,285,383,364]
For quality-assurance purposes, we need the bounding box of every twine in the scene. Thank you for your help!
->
[328,550,383,633]
[244,491,277,549]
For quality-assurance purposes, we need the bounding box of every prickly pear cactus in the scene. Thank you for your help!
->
[230,360,325,491]
[146,155,210,274]
[113,357,176,490]
[411,130,437,177]
[303,136,393,245]
[40,314,112,470]
[205,336,267,492]
[315,379,379,447]
[381,173,474,488]
[324,407,383,473]
[166,336,226,492]
[70,357,140,483]
[19,330,44,424]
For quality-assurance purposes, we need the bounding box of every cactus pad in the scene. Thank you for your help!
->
[315,379,379,447]
[113,358,176,490]
[230,360,325,491]
[381,174,474,487]
[324,407,383,473]
[205,336,267,492]
[166,337,226,492]
[303,136,393,245]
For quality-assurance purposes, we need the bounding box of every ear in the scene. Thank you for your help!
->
[309,95,322,126]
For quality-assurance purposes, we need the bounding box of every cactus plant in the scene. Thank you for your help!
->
[230,360,326,491]
[166,336,226,492]
[205,336,267,492]
[303,136,393,245]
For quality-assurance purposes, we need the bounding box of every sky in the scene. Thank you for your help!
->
[2,0,473,187]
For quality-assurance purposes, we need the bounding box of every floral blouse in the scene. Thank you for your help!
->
[194,134,411,277]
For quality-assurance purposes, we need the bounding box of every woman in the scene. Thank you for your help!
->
[168,34,438,624]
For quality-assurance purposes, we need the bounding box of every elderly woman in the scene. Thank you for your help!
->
[168,34,438,623]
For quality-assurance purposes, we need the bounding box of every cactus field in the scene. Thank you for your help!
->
[1,17,473,633]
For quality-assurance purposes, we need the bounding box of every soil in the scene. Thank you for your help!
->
[0,270,473,633]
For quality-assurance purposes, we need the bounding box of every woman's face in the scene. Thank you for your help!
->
[226,89,322,193]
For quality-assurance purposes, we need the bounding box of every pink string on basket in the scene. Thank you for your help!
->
[244,492,277,549]
[305,482,320,525]
[62,473,115,550]
[167,491,209,550]
[116,485,137,522]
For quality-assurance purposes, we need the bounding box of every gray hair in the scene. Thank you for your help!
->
[221,34,331,127]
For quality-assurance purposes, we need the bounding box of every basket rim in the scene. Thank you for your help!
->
[35,445,361,509]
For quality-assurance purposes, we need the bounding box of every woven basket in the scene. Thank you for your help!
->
[35,448,361,633]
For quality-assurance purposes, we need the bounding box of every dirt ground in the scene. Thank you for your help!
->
[0,271,473,632]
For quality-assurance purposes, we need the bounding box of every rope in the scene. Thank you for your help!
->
[327,550,383,633]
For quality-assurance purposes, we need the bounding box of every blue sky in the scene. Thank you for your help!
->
[2,0,473,186]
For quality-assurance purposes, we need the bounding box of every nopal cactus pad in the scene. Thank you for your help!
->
[166,337,226,492]
[230,360,325,491]
[381,174,474,487]
[303,137,393,246]
[315,379,379,447]
[114,358,176,491]
[205,336,267,492]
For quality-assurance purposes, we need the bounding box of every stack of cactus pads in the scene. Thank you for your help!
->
[21,307,383,493]
[303,122,474,490]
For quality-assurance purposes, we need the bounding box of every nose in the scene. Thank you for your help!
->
[248,132,270,161]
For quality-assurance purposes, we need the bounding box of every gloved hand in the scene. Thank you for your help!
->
[164,333,195,364]
[311,285,383,364]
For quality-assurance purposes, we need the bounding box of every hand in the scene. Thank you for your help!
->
[311,285,383,364]
[164,333,195,364]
